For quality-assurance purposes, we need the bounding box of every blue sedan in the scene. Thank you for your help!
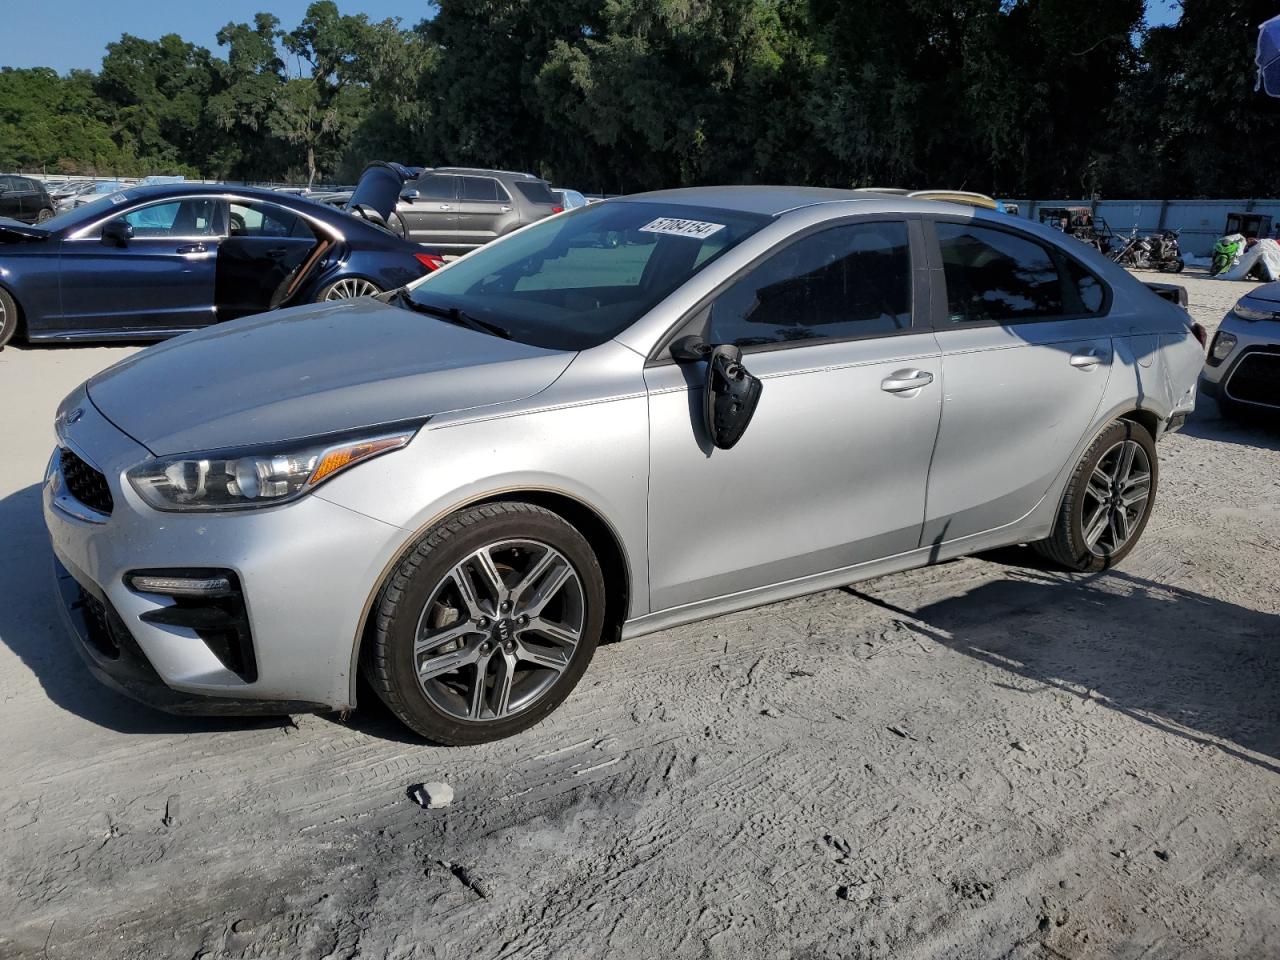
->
[0,181,441,347]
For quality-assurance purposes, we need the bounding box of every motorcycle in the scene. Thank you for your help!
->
[1110,227,1184,272]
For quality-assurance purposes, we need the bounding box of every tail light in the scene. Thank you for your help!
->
[414,252,445,272]
[551,206,564,214]
[1191,322,1207,348]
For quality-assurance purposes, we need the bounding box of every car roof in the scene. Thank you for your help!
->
[614,185,939,217]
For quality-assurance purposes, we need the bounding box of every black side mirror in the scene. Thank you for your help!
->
[102,218,133,246]
[671,335,763,449]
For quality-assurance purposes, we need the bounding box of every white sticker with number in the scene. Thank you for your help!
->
[109,193,128,204]
[638,217,726,240]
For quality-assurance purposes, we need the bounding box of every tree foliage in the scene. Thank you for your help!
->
[3,0,1277,197]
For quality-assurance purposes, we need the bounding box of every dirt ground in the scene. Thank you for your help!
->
[1,272,1277,960]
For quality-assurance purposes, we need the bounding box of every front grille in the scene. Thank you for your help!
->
[1226,351,1280,408]
[60,447,114,514]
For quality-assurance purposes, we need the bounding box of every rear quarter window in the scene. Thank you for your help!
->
[514,181,559,206]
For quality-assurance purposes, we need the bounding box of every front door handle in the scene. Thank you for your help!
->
[1070,349,1104,369]
[176,242,207,255]
[880,369,934,393]
[439,204,453,211]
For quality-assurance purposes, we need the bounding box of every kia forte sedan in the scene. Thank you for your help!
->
[44,187,1203,743]
[1200,282,1280,418]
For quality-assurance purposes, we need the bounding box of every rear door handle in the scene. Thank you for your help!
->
[439,204,453,211]
[880,369,934,393]
[1070,349,1104,369]
[176,242,207,255]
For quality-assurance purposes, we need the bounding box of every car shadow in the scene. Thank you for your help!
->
[1180,390,1280,449]
[846,557,1280,776]
[0,482,287,735]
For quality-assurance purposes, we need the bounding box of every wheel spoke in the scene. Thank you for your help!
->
[450,562,489,619]
[521,562,573,618]
[468,653,493,719]
[471,547,508,604]
[510,548,558,606]
[1084,505,1110,548]
[414,619,475,656]
[492,657,516,717]
[1115,442,1137,485]
[1091,462,1115,487]
[418,643,480,681]
[517,643,570,673]
[1113,505,1131,544]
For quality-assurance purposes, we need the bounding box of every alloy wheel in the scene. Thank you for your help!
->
[1082,439,1152,558]
[324,278,381,300]
[412,539,586,722]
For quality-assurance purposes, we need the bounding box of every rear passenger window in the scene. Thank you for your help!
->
[460,177,506,202]
[708,221,913,348]
[936,223,1103,323]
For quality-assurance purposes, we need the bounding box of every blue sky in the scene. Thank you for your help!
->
[3,0,1183,75]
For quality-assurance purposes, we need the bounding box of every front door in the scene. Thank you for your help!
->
[217,199,323,322]
[454,175,515,247]
[58,197,222,334]
[398,173,459,246]
[645,219,943,611]
[920,219,1114,544]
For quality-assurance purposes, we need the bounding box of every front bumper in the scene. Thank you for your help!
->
[43,391,407,714]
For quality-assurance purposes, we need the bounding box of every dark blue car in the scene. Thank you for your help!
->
[0,179,441,347]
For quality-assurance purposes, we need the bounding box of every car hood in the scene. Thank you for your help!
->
[1244,280,1280,304]
[0,218,49,243]
[87,298,574,456]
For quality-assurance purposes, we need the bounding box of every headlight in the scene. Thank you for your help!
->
[1232,301,1276,322]
[126,424,420,512]
[1209,331,1237,362]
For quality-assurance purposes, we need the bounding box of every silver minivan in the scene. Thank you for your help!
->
[44,187,1203,743]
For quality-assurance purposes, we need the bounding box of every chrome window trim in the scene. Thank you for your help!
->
[65,193,344,244]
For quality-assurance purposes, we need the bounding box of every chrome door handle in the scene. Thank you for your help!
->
[880,369,934,393]
[1070,349,1103,369]
[439,204,453,211]
[176,243,207,255]
[500,205,511,213]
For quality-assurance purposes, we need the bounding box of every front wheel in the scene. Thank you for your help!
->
[1033,420,1158,572]
[317,277,382,301]
[0,287,20,348]
[364,502,606,744]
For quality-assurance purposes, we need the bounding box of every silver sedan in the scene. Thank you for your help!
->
[43,187,1204,743]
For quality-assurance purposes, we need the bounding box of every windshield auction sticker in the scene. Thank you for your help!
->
[639,217,726,240]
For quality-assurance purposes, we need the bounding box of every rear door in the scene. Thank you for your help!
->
[58,197,222,333]
[920,219,1114,544]
[645,218,943,610]
[0,177,22,221]
[216,198,325,322]
[398,173,458,245]
[454,176,515,247]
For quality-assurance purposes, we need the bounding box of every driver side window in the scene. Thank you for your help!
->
[121,199,220,238]
[708,221,913,348]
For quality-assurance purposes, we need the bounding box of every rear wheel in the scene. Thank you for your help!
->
[365,502,606,744]
[1034,420,1158,572]
[35,207,53,224]
[0,287,20,348]
[317,277,381,301]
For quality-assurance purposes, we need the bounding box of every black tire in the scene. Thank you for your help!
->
[35,207,53,223]
[0,286,20,349]
[1033,420,1158,572]
[364,501,606,744]
[1159,258,1185,273]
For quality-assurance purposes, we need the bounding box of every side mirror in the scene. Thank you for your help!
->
[401,189,421,201]
[102,218,133,246]
[671,335,763,450]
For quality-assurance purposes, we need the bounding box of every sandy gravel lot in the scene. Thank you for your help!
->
[1,273,1277,960]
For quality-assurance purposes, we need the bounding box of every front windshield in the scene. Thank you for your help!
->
[40,191,134,233]
[407,200,768,350]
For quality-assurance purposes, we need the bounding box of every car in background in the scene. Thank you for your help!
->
[1201,283,1280,418]
[71,181,129,208]
[556,188,588,210]
[0,179,438,347]
[0,176,55,224]
[41,187,1202,742]
[390,167,563,252]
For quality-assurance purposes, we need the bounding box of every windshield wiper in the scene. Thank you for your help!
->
[387,288,513,340]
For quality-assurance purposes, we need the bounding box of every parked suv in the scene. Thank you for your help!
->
[390,167,563,251]
[0,176,55,224]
